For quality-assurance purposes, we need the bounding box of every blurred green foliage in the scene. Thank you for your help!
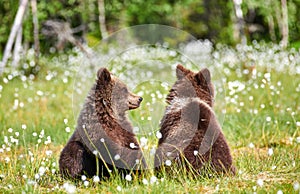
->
[1,0,300,55]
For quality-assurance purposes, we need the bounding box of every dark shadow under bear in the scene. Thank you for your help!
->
[155,64,235,175]
[59,68,146,179]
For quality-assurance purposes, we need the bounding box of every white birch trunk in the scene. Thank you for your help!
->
[12,27,23,68]
[233,0,247,44]
[98,0,108,39]
[281,0,289,48]
[0,0,28,74]
[31,0,40,64]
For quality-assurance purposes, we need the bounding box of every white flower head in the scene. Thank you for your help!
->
[293,182,299,191]
[268,148,273,156]
[34,174,40,180]
[92,150,98,155]
[193,150,199,156]
[165,160,172,166]
[248,142,255,148]
[21,124,27,130]
[93,176,100,183]
[257,179,264,187]
[38,166,46,176]
[277,190,283,194]
[140,137,148,147]
[156,131,162,139]
[63,182,76,194]
[125,174,132,181]
[64,118,68,124]
[83,180,89,187]
[150,175,157,184]
[114,154,120,161]
[142,178,149,185]
[116,185,122,191]
[81,175,87,181]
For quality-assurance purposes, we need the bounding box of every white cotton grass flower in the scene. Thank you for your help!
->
[140,137,148,147]
[277,190,283,194]
[64,118,68,124]
[296,121,300,127]
[21,124,27,130]
[38,166,46,176]
[253,186,257,191]
[193,150,198,156]
[150,175,157,184]
[125,174,132,181]
[34,174,40,180]
[266,116,271,122]
[156,131,162,139]
[257,179,264,187]
[81,175,87,181]
[83,180,89,187]
[114,154,120,161]
[150,147,156,155]
[45,150,53,156]
[142,178,149,185]
[4,157,10,163]
[116,185,122,191]
[165,160,172,166]
[93,176,100,183]
[296,137,300,144]
[248,142,255,148]
[268,148,274,156]
[63,182,76,194]
[293,182,299,191]
[65,127,71,133]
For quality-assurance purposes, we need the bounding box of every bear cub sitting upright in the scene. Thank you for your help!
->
[155,64,235,175]
[59,68,146,179]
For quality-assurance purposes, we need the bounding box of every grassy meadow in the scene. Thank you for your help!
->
[0,42,299,193]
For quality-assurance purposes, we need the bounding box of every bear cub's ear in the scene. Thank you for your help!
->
[97,68,111,84]
[195,68,211,84]
[176,64,190,79]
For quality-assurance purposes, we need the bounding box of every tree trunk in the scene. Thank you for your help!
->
[232,0,247,45]
[31,0,40,65]
[268,15,276,42]
[0,0,28,74]
[12,26,23,67]
[280,0,288,48]
[98,0,108,39]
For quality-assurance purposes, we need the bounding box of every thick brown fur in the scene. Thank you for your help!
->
[59,68,146,179]
[155,64,235,175]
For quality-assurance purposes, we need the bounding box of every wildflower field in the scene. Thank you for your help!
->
[0,41,300,193]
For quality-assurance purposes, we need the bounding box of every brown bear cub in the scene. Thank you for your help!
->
[155,64,235,175]
[59,68,146,179]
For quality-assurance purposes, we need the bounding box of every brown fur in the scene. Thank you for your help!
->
[59,68,146,179]
[155,64,235,175]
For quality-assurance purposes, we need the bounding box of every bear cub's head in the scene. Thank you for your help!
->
[95,68,143,115]
[166,64,214,107]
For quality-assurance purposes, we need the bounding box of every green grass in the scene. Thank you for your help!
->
[0,49,299,193]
